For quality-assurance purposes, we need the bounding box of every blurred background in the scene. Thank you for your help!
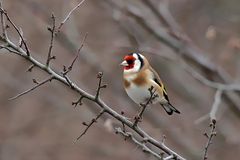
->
[0,0,240,160]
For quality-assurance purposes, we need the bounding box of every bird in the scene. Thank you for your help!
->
[120,52,180,115]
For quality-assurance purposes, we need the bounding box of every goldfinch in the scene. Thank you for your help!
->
[120,53,180,115]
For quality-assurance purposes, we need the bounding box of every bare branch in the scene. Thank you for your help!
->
[0,1,7,39]
[76,109,105,140]
[0,7,30,56]
[57,0,86,33]
[72,95,85,107]
[203,120,217,160]
[46,14,56,67]
[115,127,163,160]
[133,86,158,126]
[210,90,223,121]
[95,72,107,100]
[62,33,88,76]
[8,76,54,100]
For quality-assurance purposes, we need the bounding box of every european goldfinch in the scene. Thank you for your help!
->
[120,53,180,115]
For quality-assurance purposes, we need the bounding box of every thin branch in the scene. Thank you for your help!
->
[72,95,85,107]
[76,109,105,140]
[210,90,223,121]
[133,86,158,126]
[180,59,240,91]
[203,120,217,160]
[0,7,30,56]
[115,127,163,160]
[62,33,88,76]
[8,76,54,100]
[57,0,86,33]
[46,14,56,67]
[0,1,7,39]
[95,72,107,100]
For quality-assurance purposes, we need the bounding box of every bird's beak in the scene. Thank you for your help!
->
[120,60,128,66]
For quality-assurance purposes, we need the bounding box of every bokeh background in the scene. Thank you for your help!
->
[0,0,240,160]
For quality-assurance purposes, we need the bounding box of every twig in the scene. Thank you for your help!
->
[95,72,107,100]
[18,27,24,47]
[115,127,163,160]
[72,95,85,107]
[8,76,54,100]
[57,0,86,33]
[0,7,30,56]
[76,109,105,140]
[46,14,56,67]
[133,86,157,126]
[0,1,7,39]
[210,90,223,121]
[195,89,223,124]
[203,120,217,160]
[62,33,88,75]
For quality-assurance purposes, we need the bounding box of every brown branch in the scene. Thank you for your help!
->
[46,14,56,67]
[76,109,105,140]
[8,76,54,100]
[57,0,86,33]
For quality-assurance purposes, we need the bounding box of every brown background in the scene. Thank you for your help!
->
[0,0,240,160]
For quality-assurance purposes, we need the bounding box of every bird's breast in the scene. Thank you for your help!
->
[125,83,158,105]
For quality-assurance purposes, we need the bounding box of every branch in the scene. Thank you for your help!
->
[57,0,86,33]
[46,13,56,67]
[0,6,30,56]
[8,76,54,100]
[76,109,105,140]
[203,120,217,160]
[133,86,158,126]
[115,127,163,160]
[62,32,88,76]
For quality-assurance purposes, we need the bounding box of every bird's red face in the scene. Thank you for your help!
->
[120,55,136,70]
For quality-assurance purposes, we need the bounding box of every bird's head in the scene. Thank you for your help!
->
[120,53,146,74]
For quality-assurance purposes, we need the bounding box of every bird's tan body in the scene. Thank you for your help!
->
[124,67,166,105]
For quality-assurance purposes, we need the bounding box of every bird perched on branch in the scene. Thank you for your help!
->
[120,53,180,115]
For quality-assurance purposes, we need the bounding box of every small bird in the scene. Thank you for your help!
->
[120,53,180,115]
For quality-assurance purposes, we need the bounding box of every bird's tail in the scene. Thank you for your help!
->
[160,103,180,115]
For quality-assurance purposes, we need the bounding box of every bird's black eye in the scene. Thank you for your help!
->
[127,59,134,64]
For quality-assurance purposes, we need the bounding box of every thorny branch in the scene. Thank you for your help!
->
[0,2,185,160]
